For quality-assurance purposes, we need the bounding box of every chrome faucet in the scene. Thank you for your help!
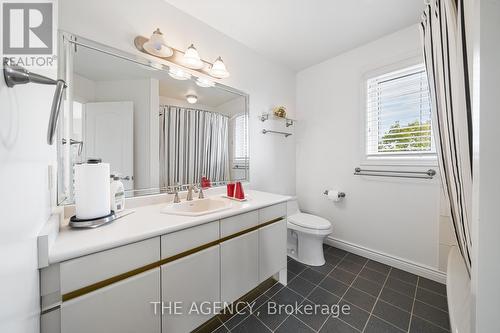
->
[173,184,181,203]
[186,185,194,201]
[198,185,205,199]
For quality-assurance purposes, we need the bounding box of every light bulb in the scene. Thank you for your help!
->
[143,28,173,57]
[209,56,230,78]
[186,95,198,104]
[182,44,204,69]
[169,67,191,80]
[150,29,166,50]
[195,77,215,88]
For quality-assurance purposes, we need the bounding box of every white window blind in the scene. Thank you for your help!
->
[234,114,248,163]
[366,64,434,156]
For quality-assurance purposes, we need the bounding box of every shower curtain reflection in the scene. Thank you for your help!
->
[159,105,230,188]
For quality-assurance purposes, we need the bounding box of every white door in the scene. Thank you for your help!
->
[220,230,259,304]
[162,246,220,333]
[259,219,287,282]
[60,269,161,333]
[84,102,134,190]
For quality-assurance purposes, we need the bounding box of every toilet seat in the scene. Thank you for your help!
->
[288,213,331,230]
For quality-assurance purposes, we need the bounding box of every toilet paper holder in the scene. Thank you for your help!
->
[323,190,346,198]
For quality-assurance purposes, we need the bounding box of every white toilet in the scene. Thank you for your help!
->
[287,199,333,266]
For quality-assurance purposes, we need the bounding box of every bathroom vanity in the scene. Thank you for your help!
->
[39,191,289,333]
[38,32,290,333]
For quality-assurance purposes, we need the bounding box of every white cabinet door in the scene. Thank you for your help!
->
[162,245,220,333]
[259,219,287,282]
[61,268,160,333]
[220,230,259,304]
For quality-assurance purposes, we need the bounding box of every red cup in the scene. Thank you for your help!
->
[234,182,245,200]
[226,183,235,197]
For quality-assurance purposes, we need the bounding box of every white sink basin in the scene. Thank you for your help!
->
[161,197,233,216]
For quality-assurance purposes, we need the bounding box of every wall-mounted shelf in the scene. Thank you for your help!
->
[259,113,295,127]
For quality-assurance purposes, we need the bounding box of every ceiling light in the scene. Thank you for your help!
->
[209,56,230,78]
[142,28,173,58]
[195,77,215,88]
[182,44,204,69]
[186,95,198,104]
[169,67,191,80]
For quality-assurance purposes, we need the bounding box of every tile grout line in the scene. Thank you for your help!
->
[283,251,349,333]
[411,313,452,332]
[407,276,419,332]
[227,248,448,333]
[316,256,370,333]
[361,266,392,333]
[286,251,349,332]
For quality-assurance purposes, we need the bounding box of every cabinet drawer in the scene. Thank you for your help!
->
[220,210,259,238]
[161,221,219,259]
[259,203,287,224]
[61,268,161,333]
[60,237,160,294]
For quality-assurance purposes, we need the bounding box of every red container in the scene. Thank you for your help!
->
[234,182,245,200]
[226,183,235,197]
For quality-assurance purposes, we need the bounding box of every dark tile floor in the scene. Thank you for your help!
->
[206,244,450,333]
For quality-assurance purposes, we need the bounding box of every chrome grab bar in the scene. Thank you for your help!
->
[262,129,292,137]
[3,58,67,145]
[354,167,436,179]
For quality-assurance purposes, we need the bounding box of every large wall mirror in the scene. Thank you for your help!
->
[57,32,249,204]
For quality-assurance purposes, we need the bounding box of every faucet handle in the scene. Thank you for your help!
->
[172,183,181,203]
[198,186,204,199]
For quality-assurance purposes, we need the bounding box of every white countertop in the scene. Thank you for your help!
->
[48,190,291,264]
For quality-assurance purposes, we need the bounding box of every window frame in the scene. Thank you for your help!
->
[360,56,438,167]
[232,113,249,166]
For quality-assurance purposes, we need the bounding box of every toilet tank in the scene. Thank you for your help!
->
[287,198,300,216]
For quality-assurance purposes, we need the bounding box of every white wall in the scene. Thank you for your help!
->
[296,26,442,271]
[0,70,56,331]
[59,0,296,195]
[472,0,500,331]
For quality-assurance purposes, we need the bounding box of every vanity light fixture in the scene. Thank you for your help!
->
[195,77,215,88]
[209,57,230,78]
[142,29,173,58]
[182,44,204,69]
[186,95,198,104]
[148,61,163,70]
[169,67,191,80]
[134,31,230,79]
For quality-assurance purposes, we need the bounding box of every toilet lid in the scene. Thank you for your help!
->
[288,213,332,230]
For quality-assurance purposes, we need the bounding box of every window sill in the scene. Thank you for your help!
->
[361,155,438,167]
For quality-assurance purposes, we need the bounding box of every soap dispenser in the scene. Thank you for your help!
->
[110,174,125,212]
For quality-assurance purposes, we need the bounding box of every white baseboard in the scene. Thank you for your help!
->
[325,236,447,284]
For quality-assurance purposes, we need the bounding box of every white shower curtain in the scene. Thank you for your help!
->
[420,0,473,275]
[159,105,230,188]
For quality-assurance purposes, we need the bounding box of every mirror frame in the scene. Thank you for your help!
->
[57,31,250,205]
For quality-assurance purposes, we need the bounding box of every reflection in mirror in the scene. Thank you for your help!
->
[58,33,249,204]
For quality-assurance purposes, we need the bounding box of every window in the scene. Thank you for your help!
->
[233,114,248,164]
[366,63,435,159]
